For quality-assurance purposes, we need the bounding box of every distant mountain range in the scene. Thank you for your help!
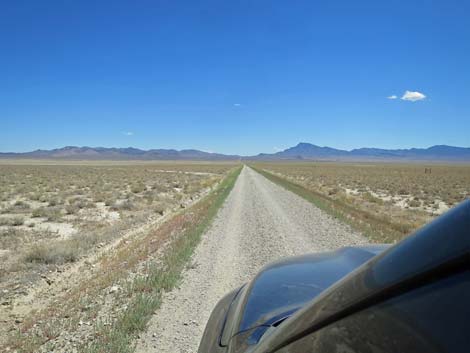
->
[1,143,470,162]
[0,146,240,161]
[249,143,470,162]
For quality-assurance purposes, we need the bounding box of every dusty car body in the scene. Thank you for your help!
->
[199,199,470,353]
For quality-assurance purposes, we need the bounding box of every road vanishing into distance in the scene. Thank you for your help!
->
[136,166,366,353]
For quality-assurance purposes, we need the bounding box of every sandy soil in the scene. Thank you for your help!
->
[135,166,366,353]
[0,182,219,348]
[344,187,450,215]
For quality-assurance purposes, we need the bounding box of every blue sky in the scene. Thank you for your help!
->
[1,0,469,155]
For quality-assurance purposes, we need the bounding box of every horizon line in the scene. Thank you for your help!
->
[1,142,470,156]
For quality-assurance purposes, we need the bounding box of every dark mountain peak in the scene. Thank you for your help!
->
[277,142,347,158]
[295,142,319,148]
[427,145,469,152]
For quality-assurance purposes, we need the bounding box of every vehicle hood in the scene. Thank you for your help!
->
[250,199,470,353]
[229,245,388,349]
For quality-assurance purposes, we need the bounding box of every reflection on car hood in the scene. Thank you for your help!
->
[238,245,388,334]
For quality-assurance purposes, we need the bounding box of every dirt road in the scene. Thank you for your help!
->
[135,166,366,353]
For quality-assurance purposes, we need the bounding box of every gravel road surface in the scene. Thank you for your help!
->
[135,166,366,353]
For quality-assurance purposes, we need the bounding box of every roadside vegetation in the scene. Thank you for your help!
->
[252,163,470,243]
[0,161,238,352]
[84,166,241,353]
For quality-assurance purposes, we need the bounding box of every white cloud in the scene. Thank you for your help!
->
[273,146,283,152]
[233,103,241,107]
[387,95,398,100]
[401,90,426,102]
[123,131,134,136]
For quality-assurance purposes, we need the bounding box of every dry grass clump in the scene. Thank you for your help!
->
[65,203,79,215]
[31,206,62,221]
[111,199,134,211]
[10,216,25,226]
[69,197,96,210]
[130,183,146,194]
[24,241,79,264]
[0,228,23,250]
[31,207,47,218]
[363,192,384,204]
[23,232,105,265]
[0,216,25,226]
[153,202,168,216]
[14,200,31,210]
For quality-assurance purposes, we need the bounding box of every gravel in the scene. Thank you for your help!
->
[135,166,366,353]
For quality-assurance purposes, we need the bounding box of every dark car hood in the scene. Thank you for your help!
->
[250,199,470,353]
[230,245,388,348]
